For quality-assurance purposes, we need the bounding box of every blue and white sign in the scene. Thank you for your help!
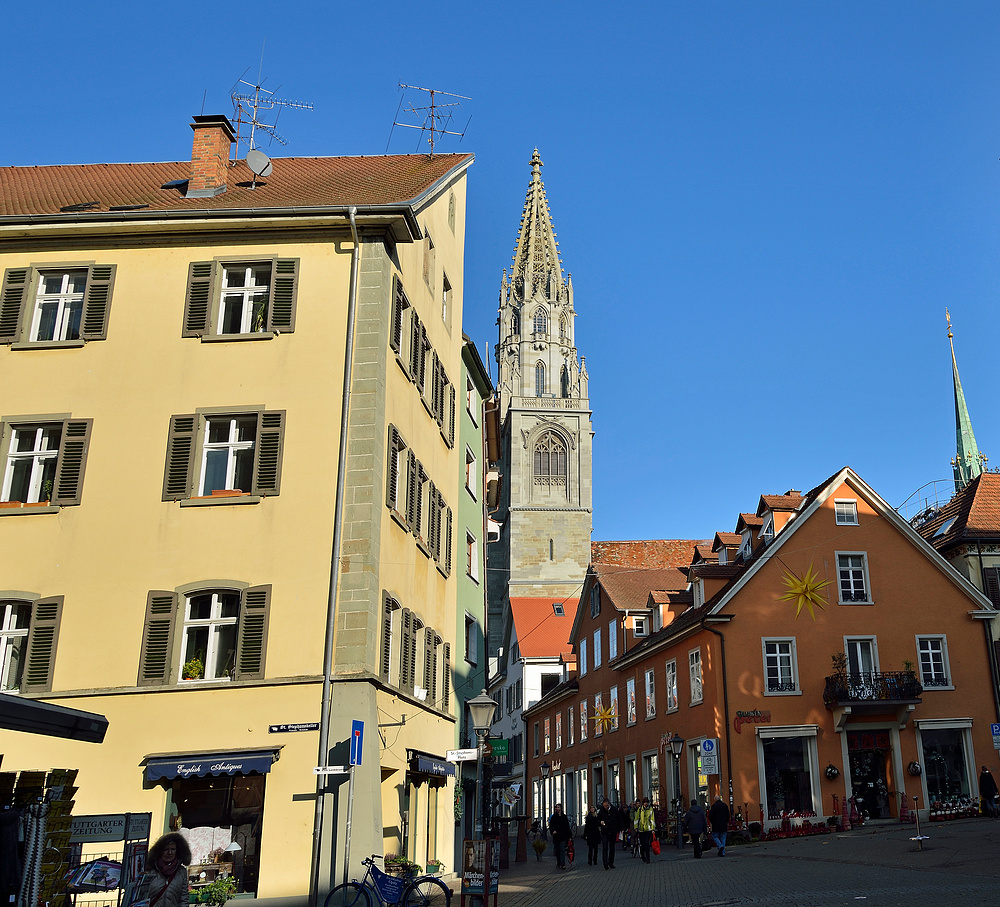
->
[701,738,720,775]
[351,720,364,766]
[992,723,1000,749]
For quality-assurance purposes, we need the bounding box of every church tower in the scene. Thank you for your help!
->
[486,150,594,655]
[948,309,986,492]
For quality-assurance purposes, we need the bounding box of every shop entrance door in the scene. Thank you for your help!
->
[847,730,893,819]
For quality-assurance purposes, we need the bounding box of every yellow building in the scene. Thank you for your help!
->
[0,115,473,902]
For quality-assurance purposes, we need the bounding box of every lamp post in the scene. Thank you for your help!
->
[669,734,684,850]
[468,690,498,839]
[540,761,550,839]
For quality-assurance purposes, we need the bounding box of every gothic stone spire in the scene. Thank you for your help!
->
[509,149,566,305]
[948,309,985,492]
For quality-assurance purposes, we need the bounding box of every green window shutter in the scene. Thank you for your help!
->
[414,464,426,539]
[409,313,422,378]
[444,506,452,576]
[405,451,418,528]
[417,327,429,392]
[162,414,197,500]
[390,278,406,353]
[430,355,440,420]
[23,596,63,693]
[427,481,438,555]
[182,261,215,337]
[381,593,397,681]
[984,567,1000,607]
[442,643,452,712]
[400,609,414,690]
[235,584,271,680]
[253,410,285,496]
[386,426,401,511]
[268,259,299,333]
[447,386,456,447]
[138,591,178,685]
[0,267,30,344]
[423,628,435,695]
[51,419,93,506]
[80,264,116,341]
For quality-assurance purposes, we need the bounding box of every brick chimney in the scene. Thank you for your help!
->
[187,115,236,197]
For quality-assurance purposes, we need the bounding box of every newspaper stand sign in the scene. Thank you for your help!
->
[461,838,499,906]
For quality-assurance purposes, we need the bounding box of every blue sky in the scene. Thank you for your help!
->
[7,2,1000,541]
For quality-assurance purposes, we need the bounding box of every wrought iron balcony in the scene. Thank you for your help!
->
[823,671,923,707]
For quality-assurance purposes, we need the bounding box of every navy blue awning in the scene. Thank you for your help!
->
[412,756,455,777]
[144,748,280,782]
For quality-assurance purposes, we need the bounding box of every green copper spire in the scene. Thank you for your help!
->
[948,309,986,492]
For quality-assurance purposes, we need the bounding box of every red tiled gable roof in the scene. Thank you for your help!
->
[918,473,1000,549]
[509,597,578,659]
[0,153,472,217]
[735,513,763,532]
[591,539,708,569]
[687,563,744,580]
[712,532,741,551]
[595,565,691,610]
[692,545,718,564]
[649,589,693,606]
[756,493,804,516]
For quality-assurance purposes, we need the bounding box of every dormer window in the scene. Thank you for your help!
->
[740,531,753,559]
[760,514,774,544]
[590,585,601,618]
[718,548,728,566]
[634,616,649,638]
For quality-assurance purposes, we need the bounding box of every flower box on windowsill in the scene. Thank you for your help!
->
[210,489,246,497]
[0,501,24,508]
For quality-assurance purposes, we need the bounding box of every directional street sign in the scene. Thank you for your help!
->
[314,766,350,775]
[447,749,479,762]
[351,719,364,766]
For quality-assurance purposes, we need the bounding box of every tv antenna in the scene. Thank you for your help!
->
[230,66,313,158]
[388,83,471,156]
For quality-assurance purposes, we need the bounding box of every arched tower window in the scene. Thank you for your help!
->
[533,431,567,484]
[560,364,570,398]
[535,361,546,397]
[533,308,547,335]
[511,311,520,336]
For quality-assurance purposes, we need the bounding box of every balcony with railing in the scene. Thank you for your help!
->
[823,671,923,729]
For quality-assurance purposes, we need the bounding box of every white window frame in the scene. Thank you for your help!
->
[441,271,452,324]
[689,648,703,705]
[219,263,271,335]
[915,635,953,689]
[465,446,477,500]
[179,590,240,682]
[755,725,821,823]
[665,659,678,712]
[465,612,478,666]
[835,499,859,525]
[610,686,619,730]
[579,638,588,676]
[759,514,775,544]
[608,618,617,661]
[634,615,649,638]
[466,531,479,581]
[568,706,575,746]
[580,699,588,742]
[30,269,86,342]
[844,635,880,675]
[762,637,800,696]
[199,415,257,495]
[0,601,30,692]
[836,551,872,604]
[626,677,636,725]
[2,424,61,504]
[644,668,656,719]
[593,628,602,668]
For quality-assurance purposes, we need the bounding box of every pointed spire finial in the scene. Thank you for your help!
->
[948,310,985,492]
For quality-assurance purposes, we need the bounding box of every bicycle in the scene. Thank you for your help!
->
[325,855,451,907]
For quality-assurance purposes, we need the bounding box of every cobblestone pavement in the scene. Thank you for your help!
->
[486,819,1000,906]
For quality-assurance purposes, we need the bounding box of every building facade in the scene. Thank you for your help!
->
[0,115,477,902]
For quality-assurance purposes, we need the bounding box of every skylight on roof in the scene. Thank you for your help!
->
[552,602,565,616]
[933,517,956,538]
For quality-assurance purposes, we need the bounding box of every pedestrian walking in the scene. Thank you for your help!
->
[584,807,601,866]
[708,796,731,855]
[682,798,708,858]
[635,797,656,863]
[549,802,572,870]
[597,797,619,869]
[980,766,998,817]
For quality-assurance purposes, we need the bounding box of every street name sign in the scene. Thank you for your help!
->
[447,748,479,762]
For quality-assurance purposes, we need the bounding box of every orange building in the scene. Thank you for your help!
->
[525,467,999,830]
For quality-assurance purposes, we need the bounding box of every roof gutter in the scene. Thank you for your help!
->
[311,205,360,906]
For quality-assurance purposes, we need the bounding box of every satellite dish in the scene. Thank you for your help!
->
[246,149,273,178]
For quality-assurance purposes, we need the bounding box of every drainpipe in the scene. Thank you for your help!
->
[704,623,734,808]
[975,542,1000,722]
[310,206,361,906]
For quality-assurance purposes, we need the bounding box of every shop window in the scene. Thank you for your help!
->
[761,734,816,820]
[921,726,972,803]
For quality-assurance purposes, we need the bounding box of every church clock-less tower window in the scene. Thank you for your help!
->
[486,148,594,657]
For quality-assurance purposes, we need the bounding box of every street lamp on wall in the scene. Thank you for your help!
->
[468,690,498,839]
[668,734,684,850]
[540,761,551,839]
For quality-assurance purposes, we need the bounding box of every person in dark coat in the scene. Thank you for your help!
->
[980,766,999,817]
[682,798,708,858]
[548,802,572,870]
[597,797,619,869]
[708,796,731,855]
[583,807,601,865]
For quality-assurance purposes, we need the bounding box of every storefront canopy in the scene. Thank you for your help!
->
[143,747,281,782]
[0,693,108,743]
[407,750,455,778]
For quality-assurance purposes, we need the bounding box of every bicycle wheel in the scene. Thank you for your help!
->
[325,882,372,907]
[401,875,451,907]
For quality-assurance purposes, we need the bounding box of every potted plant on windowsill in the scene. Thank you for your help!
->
[210,488,246,497]
[183,654,205,680]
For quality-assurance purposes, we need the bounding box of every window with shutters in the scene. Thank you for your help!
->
[982,566,1000,607]
[424,628,441,705]
[162,408,285,503]
[381,594,400,683]
[442,642,452,712]
[391,278,413,371]
[423,232,435,289]
[0,600,31,691]
[399,609,418,693]
[0,418,93,507]
[182,258,298,339]
[441,272,452,326]
[0,596,63,693]
[138,585,270,685]
[0,264,115,347]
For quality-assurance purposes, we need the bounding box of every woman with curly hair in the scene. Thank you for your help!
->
[144,833,191,907]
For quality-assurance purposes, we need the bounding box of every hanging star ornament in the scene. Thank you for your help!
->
[593,703,617,734]
[779,562,831,620]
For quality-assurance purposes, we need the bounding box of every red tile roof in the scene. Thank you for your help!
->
[735,513,763,531]
[918,472,1000,549]
[693,545,718,564]
[591,539,708,569]
[757,493,804,516]
[712,532,741,551]
[509,597,578,658]
[0,154,473,217]
[595,565,691,610]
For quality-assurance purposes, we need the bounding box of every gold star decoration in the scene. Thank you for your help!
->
[593,703,617,734]
[779,562,831,620]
